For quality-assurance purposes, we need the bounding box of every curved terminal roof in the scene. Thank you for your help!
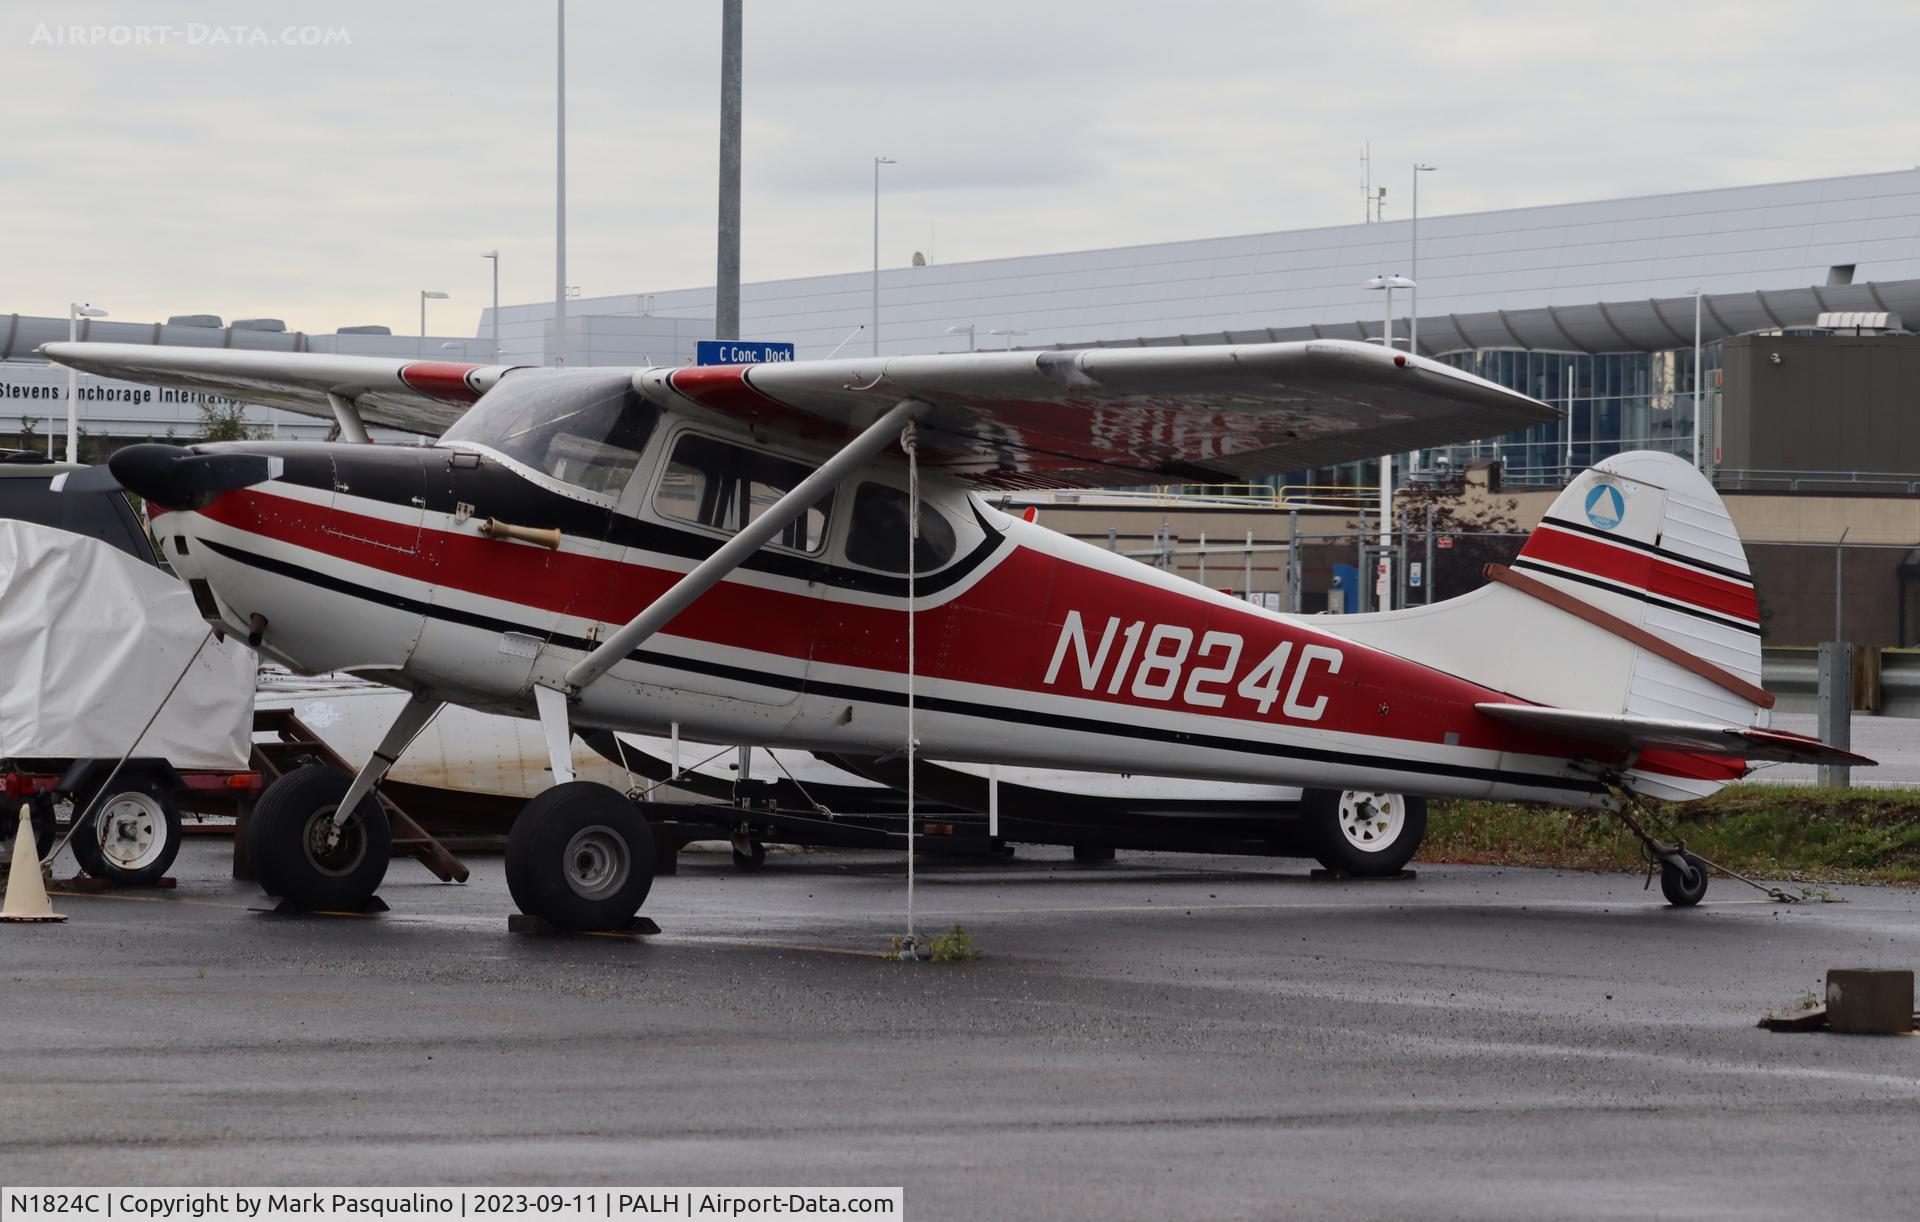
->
[489,167,1920,358]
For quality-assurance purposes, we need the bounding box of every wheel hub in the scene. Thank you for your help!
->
[98,793,164,870]
[303,805,367,876]
[563,825,630,901]
[1337,790,1405,852]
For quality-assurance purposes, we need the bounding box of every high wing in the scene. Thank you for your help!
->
[39,341,519,435]
[1475,703,1877,767]
[44,337,1552,485]
[643,339,1556,489]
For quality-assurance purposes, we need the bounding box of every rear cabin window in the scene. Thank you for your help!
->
[653,433,830,553]
[438,371,658,500]
[844,482,957,573]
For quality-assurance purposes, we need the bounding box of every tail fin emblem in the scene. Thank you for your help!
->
[1584,482,1625,530]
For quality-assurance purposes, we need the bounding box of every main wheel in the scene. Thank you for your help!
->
[1660,852,1709,907]
[75,782,182,886]
[1305,788,1426,876]
[506,782,654,932]
[249,765,391,910]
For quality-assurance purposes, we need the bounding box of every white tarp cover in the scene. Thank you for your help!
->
[0,520,253,770]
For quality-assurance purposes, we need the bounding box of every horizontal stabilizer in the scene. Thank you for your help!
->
[1475,703,1877,767]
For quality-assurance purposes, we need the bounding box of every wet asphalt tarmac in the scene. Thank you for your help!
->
[4,838,1918,1221]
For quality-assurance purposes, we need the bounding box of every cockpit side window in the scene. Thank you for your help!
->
[654,432,830,553]
[844,482,958,573]
[439,372,657,500]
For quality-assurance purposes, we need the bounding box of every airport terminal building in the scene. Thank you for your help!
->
[7,167,1920,483]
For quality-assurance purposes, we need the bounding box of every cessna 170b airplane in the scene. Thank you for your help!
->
[43,337,1870,928]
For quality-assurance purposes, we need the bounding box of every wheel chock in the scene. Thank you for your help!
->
[61,875,178,892]
[247,894,391,916]
[507,913,661,937]
[1,804,67,923]
[1309,868,1418,882]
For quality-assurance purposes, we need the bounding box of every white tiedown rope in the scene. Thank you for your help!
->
[902,420,921,955]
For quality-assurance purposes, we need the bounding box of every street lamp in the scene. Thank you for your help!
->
[66,302,107,464]
[988,327,1027,351]
[1363,274,1416,609]
[945,324,976,352]
[481,251,501,361]
[420,290,449,357]
[872,156,896,356]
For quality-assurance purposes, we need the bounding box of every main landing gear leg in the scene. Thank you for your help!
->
[507,684,655,931]
[249,691,442,910]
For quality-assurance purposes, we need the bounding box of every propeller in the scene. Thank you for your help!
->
[50,444,285,510]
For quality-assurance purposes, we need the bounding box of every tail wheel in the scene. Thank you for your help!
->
[1660,852,1710,907]
[1305,788,1426,876]
[249,765,391,910]
[75,783,182,886]
[507,782,654,932]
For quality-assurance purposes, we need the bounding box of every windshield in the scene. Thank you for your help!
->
[439,370,658,499]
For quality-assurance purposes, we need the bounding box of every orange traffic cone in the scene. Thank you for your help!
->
[1,803,67,923]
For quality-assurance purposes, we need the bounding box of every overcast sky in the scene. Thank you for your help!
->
[7,1,1918,336]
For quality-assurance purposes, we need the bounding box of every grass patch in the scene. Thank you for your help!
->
[1426,784,1920,885]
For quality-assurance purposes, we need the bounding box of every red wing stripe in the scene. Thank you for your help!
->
[666,366,841,439]
[1520,525,1759,624]
[398,362,486,405]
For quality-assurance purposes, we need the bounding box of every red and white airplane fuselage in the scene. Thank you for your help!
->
[46,339,1865,923]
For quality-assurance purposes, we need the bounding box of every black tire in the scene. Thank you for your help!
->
[506,782,654,932]
[654,839,680,877]
[731,837,767,872]
[2,794,59,869]
[249,765,391,910]
[1660,852,1710,907]
[1304,788,1427,876]
[75,781,182,886]
[1072,844,1116,864]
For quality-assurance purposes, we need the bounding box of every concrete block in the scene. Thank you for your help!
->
[1826,968,1914,1034]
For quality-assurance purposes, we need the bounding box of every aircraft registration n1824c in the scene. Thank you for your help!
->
[44,338,1870,925]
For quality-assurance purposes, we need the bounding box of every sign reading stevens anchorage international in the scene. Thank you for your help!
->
[695,340,796,366]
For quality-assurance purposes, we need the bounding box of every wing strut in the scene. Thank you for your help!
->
[326,392,371,444]
[558,397,929,696]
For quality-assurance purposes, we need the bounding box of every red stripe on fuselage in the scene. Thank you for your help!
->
[198,488,1629,765]
[1520,525,1758,624]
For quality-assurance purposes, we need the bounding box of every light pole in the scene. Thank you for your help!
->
[872,156,895,356]
[1409,164,1437,480]
[554,0,567,367]
[945,324,976,352]
[988,327,1027,351]
[1409,164,1437,356]
[1692,287,1704,470]
[420,290,449,357]
[66,302,107,464]
[482,251,500,361]
[1363,274,1415,609]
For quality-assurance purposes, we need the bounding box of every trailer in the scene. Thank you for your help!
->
[0,459,259,883]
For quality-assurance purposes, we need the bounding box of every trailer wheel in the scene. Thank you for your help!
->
[506,782,654,932]
[76,782,181,886]
[1304,788,1426,876]
[250,765,391,910]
